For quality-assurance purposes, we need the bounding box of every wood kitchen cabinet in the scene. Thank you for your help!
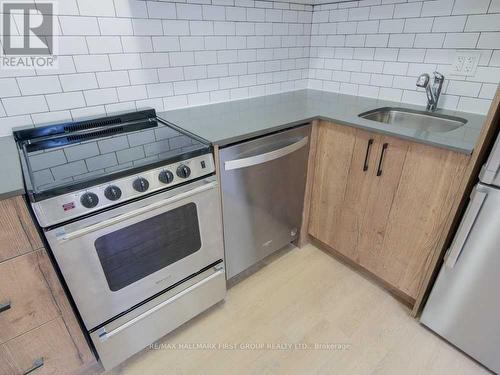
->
[0,196,96,374]
[308,121,470,302]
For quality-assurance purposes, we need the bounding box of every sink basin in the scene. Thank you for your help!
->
[358,107,467,133]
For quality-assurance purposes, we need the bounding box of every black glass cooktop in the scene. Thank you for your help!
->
[14,109,210,200]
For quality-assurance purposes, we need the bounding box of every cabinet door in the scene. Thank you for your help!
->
[0,251,60,344]
[309,122,379,260]
[0,196,43,263]
[3,318,86,375]
[373,141,469,298]
[357,135,410,274]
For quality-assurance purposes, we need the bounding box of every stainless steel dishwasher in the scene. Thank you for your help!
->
[219,124,311,279]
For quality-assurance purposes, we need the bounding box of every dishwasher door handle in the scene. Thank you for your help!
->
[224,136,309,171]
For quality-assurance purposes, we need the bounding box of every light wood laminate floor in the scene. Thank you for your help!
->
[106,244,490,375]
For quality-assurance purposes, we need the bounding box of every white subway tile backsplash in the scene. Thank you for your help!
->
[404,18,433,33]
[227,6,247,21]
[180,36,205,51]
[117,86,148,101]
[379,19,404,33]
[163,20,190,36]
[96,71,130,88]
[466,14,500,32]
[203,5,227,20]
[45,92,86,111]
[98,18,134,36]
[421,0,454,17]
[477,32,500,49]
[414,33,445,48]
[452,0,491,15]
[490,0,500,13]
[60,73,98,91]
[141,53,170,69]
[394,2,422,19]
[170,52,195,66]
[59,17,100,36]
[122,37,154,53]
[443,33,479,48]
[109,53,142,70]
[77,0,115,17]
[132,19,163,36]
[370,5,394,19]
[85,88,119,106]
[149,2,177,19]
[0,79,20,97]
[87,37,123,54]
[17,76,61,95]
[129,69,159,85]
[388,33,415,47]
[114,0,148,18]
[2,96,48,116]
[190,21,215,35]
[446,80,482,96]
[152,37,181,52]
[58,37,88,55]
[432,16,466,32]
[0,0,497,135]
[73,55,111,73]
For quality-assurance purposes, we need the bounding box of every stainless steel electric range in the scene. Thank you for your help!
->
[14,109,226,370]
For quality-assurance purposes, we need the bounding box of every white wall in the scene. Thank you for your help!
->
[0,0,312,135]
[308,0,500,113]
[1,0,499,137]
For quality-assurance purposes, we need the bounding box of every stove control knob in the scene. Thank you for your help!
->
[104,185,122,201]
[133,177,149,192]
[80,192,99,209]
[158,170,174,184]
[176,164,191,179]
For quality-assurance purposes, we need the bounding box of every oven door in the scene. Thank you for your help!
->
[45,176,223,330]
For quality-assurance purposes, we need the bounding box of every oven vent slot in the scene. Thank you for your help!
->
[64,118,122,133]
[67,126,124,141]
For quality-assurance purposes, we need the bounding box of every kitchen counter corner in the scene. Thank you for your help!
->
[158,89,486,154]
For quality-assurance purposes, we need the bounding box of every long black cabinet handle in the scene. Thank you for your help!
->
[363,139,374,171]
[0,300,11,313]
[23,358,44,374]
[376,143,389,176]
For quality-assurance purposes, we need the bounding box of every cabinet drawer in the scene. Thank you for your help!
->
[0,196,43,263]
[2,318,85,375]
[0,251,60,344]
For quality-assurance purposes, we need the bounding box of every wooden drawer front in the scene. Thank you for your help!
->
[0,196,43,263]
[1,318,86,375]
[0,251,60,344]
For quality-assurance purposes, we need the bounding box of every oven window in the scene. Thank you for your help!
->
[95,203,201,291]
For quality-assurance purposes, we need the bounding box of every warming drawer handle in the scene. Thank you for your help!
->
[57,180,217,242]
[445,189,488,268]
[97,268,225,342]
[224,137,309,171]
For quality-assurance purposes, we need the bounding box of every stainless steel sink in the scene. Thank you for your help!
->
[358,107,467,133]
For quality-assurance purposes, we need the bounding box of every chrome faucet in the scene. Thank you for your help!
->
[416,72,444,111]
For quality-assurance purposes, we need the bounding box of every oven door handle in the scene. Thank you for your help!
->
[97,268,225,342]
[57,180,217,242]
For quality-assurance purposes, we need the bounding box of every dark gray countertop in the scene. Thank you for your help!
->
[0,135,24,200]
[0,89,487,199]
[158,89,486,153]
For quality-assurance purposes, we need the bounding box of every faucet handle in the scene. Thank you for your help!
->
[416,73,430,88]
[433,71,444,81]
